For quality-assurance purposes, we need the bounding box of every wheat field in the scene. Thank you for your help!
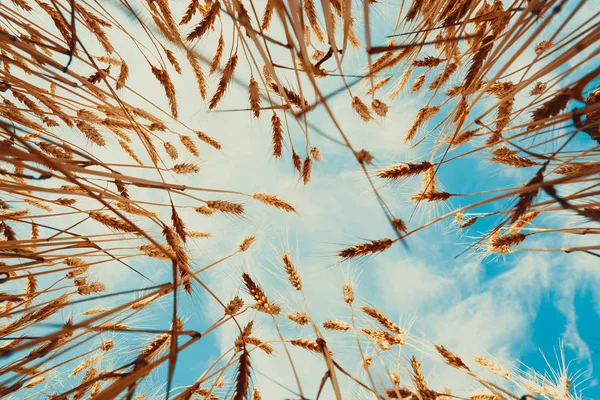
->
[0,0,599,398]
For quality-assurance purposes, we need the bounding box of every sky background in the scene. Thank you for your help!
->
[4,0,600,398]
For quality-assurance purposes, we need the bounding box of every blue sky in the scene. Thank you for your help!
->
[175,1,600,396]
[4,0,600,398]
